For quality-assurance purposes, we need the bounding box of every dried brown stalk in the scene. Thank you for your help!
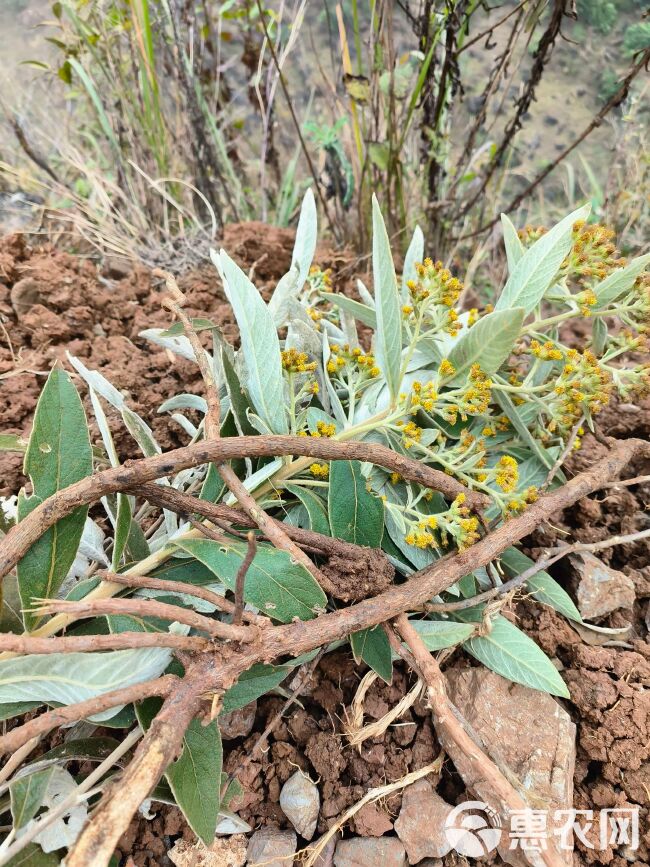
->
[31,598,257,643]
[97,568,265,626]
[0,434,487,581]
[233,532,256,625]
[0,631,212,655]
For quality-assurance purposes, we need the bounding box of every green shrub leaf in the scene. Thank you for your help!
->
[221,662,294,714]
[350,626,392,683]
[177,538,327,622]
[320,292,377,328]
[594,252,650,308]
[456,608,570,697]
[10,768,55,830]
[17,367,92,627]
[501,213,525,271]
[215,250,288,434]
[495,204,591,313]
[447,308,524,384]
[285,484,330,536]
[499,547,582,622]
[137,700,222,845]
[328,461,384,548]
[372,195,403,401]
[408,618,475,650]
[0,647,174,721]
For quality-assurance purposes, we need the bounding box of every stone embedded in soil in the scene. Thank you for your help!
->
[570,552,636,619]
[394,779,453,863]
[168,835,247,867]
[333,836,407,867]
[246,827,297,867]
[219,701,257,740]
[279,769,320,840]
[446,667,576,867]
[352,802,393,837]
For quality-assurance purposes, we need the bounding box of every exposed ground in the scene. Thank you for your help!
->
[0,228,648,866]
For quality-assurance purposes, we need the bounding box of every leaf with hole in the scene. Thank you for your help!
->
[177,538,327,622]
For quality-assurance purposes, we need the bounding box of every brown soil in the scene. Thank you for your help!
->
[1,227,649,866]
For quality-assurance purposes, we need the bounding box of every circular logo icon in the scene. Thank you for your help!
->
[444,800,502,857]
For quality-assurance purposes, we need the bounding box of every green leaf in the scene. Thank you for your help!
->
[221,662,293,714]
[284,484,330,536]
[499,547,582,622]
[112,493,131,570]
[11,767,55,829]
[408,618,475,650]
[455,609,570,697]
[328,461,384,548]
[594,252,650,308]
[500,213,525,272]
[372,195,403,401]
[495,204,591,313]
[4,844,60,866]
[177,538,327,622]
[446,308,524,384]
[320,292,378,329]
[350,626,392,683]
[17,367,92,627]
[402,225,424,300]
[0,647,174,721]
[137,700,222,845]
[0,701,41,722]
[291,187,317,287]
[214,250,288,434]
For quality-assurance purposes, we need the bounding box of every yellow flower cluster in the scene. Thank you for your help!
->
[439,359,456,379]
[495,455,518,493]
[457,364,492,417]
[565,221,625,283]
[408,380,439,414]
[397,420,423,449]
[281,349,317,373]
[313,420,336,437]
[406,258,463,307]
[308,266,333,289]
[576,289,598,316]
[326,345,380,378]
[504,486,539,516]
[309,463,329,478]
[529,340,563,361]
[548,348,612,432]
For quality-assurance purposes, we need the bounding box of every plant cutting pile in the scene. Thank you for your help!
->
[0,190,648,866]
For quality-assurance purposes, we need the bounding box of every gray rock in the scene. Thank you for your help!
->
[279,769,320,840]
[394,779,453,863]
[333,837,407,867]
[219,701,257,740]
[446,667,576,867]
[246,828,297,867]
[571,552,636,619]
